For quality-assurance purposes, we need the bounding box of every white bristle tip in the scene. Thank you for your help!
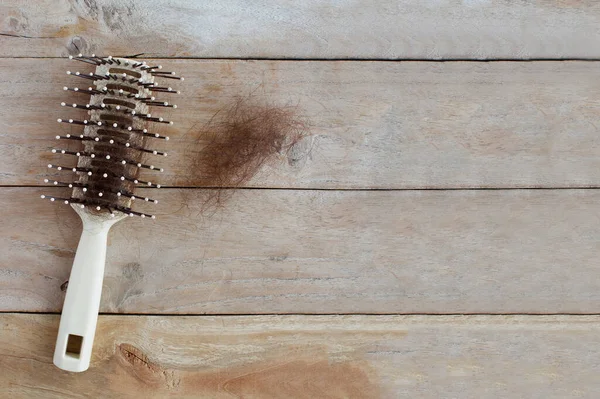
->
[120,176,125,181]
[125,143,130,147]
[150,165,154,169]
[51,149,57,153]
[57,119,62,123]
[94,137,100,141]
[66,134,71,138]
[53,181,58,185]
[147,182,152,186]
[40,195,46,199]
[80,204,85,208]
[110,213,115,218]
[141,214,146,218]
[169,121,173,125]
[106,155,110,159]
[87,171,92,176]
[55,135,60,139]
[143,129,148,133]
[137,163,142,167]
[43,178,49,183]
[50,198,55,202]
[68,119,73,123]
[156,184,161,188]
[165,137,170,141]
[72,168,76,172]
[110,140,115,144]
[74,88,79,91]
[63,87,68,90]
[64,200,69,204]
[82,187,87,192]
[117,192,122,197]
[154,200,159,204]
[112,123,118,128]
[173,105,177,109]
[90,154,95,158]
[66,71,71,75]
[98,192,103,197]
[68,55,73,59]
[134,180,139,184]
[60,102,66,106]
[151,215,156,219]
[153,151,157,155]
[127,127,132,131]
[96,206,101,211]
[129,213,134,217]
[103,173,108,178]
[159,168,164,172]
[121,160,126,164]
[68,184,73,188]
[57,166,62,170]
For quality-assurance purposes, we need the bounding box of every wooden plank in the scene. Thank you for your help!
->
[2,1,600,59]
[4,186,600,314]
[2,314,600,398]
[4,59,600,188]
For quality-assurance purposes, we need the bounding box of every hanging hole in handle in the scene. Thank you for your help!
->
[66,334,84,358]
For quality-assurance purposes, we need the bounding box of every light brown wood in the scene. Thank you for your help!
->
[4,59,600,188]
[2,1,600,59]
[4,187,600,314]
[2,313,600,398]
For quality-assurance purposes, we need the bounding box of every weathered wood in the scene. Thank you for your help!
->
[2,314,599,398]
[4,187,600,314]
[2,1,600,59]
[4,59,600,188]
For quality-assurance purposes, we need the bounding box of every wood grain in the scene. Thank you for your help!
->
[4,187,600,314]
[4,59,600,188]
[2,313,599,398]
[2,1,600,59]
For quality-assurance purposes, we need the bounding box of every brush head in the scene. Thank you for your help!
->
[42,55,182,219]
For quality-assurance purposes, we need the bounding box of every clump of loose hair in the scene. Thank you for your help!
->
[188,96,309,211]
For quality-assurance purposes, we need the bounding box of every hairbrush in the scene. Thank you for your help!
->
[42,54,182,372]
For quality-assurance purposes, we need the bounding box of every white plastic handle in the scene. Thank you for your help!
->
[53,208,123,372]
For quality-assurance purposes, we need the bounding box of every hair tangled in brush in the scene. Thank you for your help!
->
[189,96,309,210]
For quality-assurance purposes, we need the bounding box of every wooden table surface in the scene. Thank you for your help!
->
[2,1,600,398]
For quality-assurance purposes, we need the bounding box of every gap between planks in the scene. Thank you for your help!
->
[4,311,600,317]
